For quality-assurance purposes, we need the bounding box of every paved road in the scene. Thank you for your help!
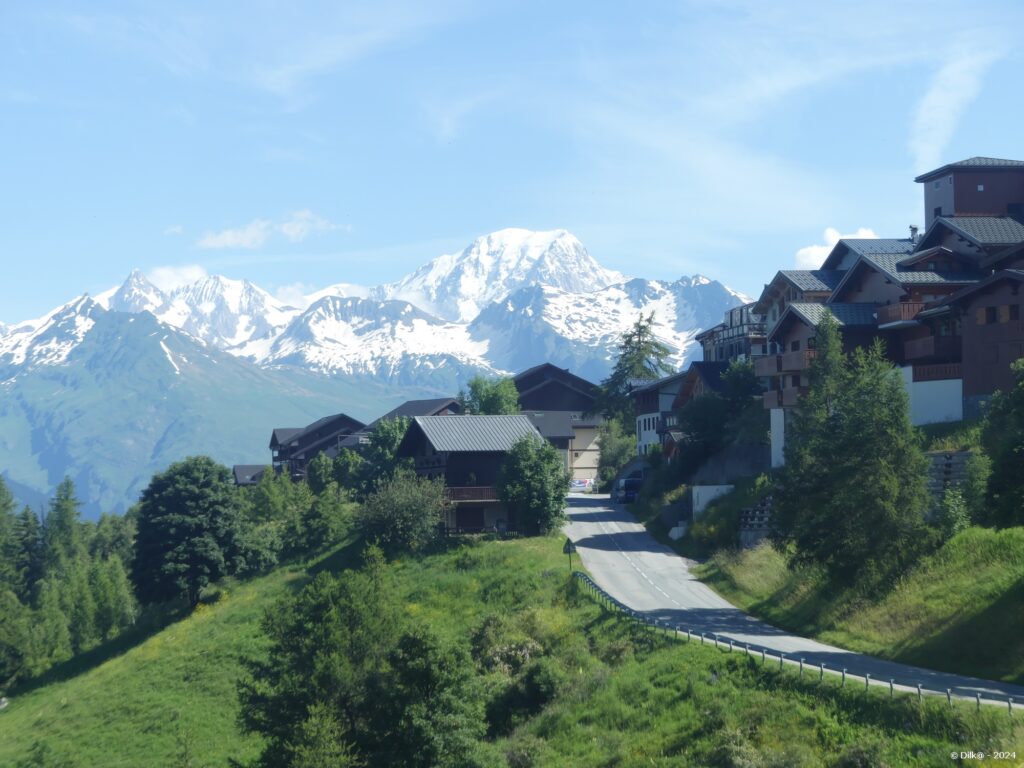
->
[565,493,1024,703]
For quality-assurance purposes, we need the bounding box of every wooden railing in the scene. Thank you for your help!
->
[877,302,925,325]
[445,486,499,502]
[780,349,816,371]
[913,363,962,383]
[754,355,782,377]
[904,335,961,362]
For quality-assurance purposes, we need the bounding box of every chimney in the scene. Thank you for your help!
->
[909,225,919,242]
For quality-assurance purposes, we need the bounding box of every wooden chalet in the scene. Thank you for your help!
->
[335,397,462,453]
[268,413,365,480]
[395,415,543,532]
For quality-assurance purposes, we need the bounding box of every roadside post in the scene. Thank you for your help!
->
[563,537,577,574]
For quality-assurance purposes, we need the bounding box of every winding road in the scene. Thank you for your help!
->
[565,493,1024,704]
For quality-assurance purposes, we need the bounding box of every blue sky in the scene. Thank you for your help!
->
[3,1,1023,322]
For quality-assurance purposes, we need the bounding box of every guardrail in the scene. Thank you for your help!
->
[570,570,1016,712]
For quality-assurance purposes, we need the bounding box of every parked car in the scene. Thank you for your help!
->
[615,477,642,504]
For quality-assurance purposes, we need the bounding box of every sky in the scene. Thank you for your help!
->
[2,0,1023,322]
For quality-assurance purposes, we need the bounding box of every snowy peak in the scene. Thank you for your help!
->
[96,269,167,314]
[156,274,300,348]
[0,295,104,375]
[379,228,626,322]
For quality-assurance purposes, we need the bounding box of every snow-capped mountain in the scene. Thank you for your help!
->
[0,295,104,376]
[375,228,625,323]
[468,276,745,381]
[236,296,496,389]
[95,269,168,314]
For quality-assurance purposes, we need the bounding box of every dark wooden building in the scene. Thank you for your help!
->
[269,413,365,479]
[335,397,462,453]
[396,415,543,532]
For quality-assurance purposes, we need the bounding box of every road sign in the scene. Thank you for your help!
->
[563,538,576,554]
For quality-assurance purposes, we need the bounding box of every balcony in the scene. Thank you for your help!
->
[877,302,925,327]
[780,349,816,371]
[755,355,782,377]
[903,335,961,362]
[781,386,808,407]
[762,390,782,409]
[445,486,499,503]
[912,363,962,383]
[415,456,447,472]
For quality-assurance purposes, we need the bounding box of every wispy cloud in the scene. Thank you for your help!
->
[197,219,272,250]
[279,210,341,242]
[424,90,499,142]
[909,48,1002,173]
[795,227,877,269]
[163,224,183,236]
[148,264,208,291]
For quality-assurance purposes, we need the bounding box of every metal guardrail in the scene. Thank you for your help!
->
[571,570,1017,713]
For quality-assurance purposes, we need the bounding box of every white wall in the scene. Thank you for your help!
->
[899,367,963,426]
[692,485,734,519]
[635,411,661,456]
[770,408,786,468]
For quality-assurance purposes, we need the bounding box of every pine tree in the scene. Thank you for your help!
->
[597,312,675,427]
[34,577,72,669]
[63,558,99,652]
[12,507,44,605]
[0,477,22,596]
[91,556,136,640]
[980,358,1024,528]
[133,456,243,606]
[43,478,85,571]
[0,589,32,692]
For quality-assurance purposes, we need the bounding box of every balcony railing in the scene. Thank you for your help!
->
[912,363,962,383]
[781,386,808,407]
[445,486,499,502]
[415,456,447,471]
[754,355,782,377]
[904,335,961,362]
[877,302,925,326]
[780,349,816,372]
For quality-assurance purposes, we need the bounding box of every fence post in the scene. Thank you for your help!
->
[976,693,981,712]
[700,633,705,646]
[841,668,846,687]
[761,649,766,665]
[865,673,871,692]
[687,629,691,642]
[729,639,734,653]
[745,643,750,657]
[819,663,824,682]
[947,689,952,707]
[889,679,894,699]
[799,658,804,678]
[917,683,922,704]
[1009,697,1014,717]
[780,653,786,671]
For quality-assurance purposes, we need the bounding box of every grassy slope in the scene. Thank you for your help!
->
[1,536,1020,767]
[695,527,1024,685]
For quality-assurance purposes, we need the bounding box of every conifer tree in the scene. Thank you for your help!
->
[597,312,674,427]
[35,577,72,668]
[43,478,85,570]
[13,507,44,603]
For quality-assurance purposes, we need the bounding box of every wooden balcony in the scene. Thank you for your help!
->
[780,349,816,371]
[912,363,962,383]
[445,486,499,503]
[903,335,961,362]
[877,302,925,326]
[762,390,782,409]
[781,386,808,407]
[754,355,782,377]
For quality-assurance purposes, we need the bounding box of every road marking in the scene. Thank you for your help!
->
[590,512,683,608]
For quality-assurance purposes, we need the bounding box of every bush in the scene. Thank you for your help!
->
[356,469,446,555]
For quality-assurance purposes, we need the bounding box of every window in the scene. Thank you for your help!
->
[792,375,801,388]
[927,262,936,271]
[807,336,816,350]
[1011,305,1021,322]
[985,307,997,324]
[790,340,800,351]
[977,184,985,192]
[948,175,953,185]
[934,206,942,218]
[933,181,942,190]
[999,305,1011,324]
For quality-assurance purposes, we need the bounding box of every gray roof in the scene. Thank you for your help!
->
[919,269,1024,318]
[413,415,541,452]
[523,411,576,440]
[915,157,1024,181]
[788,302,879,328]
[841,238,916,256]
[779,269,845,292]
[861,253,981,285]
[631,370,688,395]
[371,398,461,426]
[936,216,1024,247]
[232,465,266,485]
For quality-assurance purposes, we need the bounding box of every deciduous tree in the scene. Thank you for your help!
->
[498,437,570,535]
[459,376,520,415]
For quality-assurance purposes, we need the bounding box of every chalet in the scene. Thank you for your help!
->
[395,415,543,532]
[512,363,603,484]
[694,303,767,364]
[336,397,462,453]
[753,269,848,343]
[918,270,1024,416]
[914,156,1024,228]
[232,465,267,487]
[632,371,688,456]
[660,361,728,460]
[269,413,366,479]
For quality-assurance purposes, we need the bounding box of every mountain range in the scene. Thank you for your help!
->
[0,228,747,516]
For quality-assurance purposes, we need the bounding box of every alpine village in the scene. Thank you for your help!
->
[2,160,1024,766]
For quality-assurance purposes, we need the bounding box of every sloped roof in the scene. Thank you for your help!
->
[374,398,461,424]
[779,269,845,292]
[270,427,302,448]
[819,238,915,270]
[919,270,1024,318]
[289,413,365,446]
[630,370,688,395]
[915,157,1024,182]
[232,465,266,485]
[918,216,1024,251]
[523,411,576,440]
[786,302,878,329]
[412,415,542,452]
[829,253,981,302]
